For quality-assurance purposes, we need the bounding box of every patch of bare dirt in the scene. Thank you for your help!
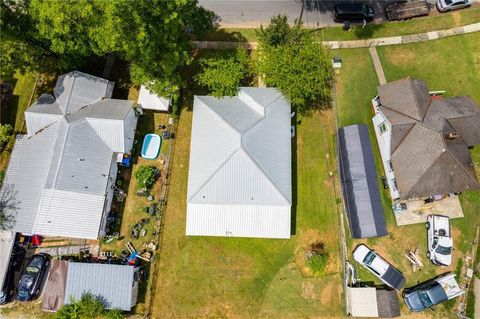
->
[451,11,462,26]
[385,47,415,66]
[319,281,338,306]
[302,282,317,300]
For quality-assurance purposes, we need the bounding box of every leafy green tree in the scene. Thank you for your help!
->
[256,15,332,115]
[256,15,303,47]
[27,0,214,96]
[135,166,158,190]
[195,48,251,97]
[55,294,123,319]
[1,0,214,95]
[0,124,13,146]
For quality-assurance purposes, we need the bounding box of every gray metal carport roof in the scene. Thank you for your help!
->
[338,124,387,238]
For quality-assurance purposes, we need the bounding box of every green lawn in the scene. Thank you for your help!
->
[0,72,37,170]
[202,7,480,43]
[336,33,480,318]
[151,107,343,317]
[320,6,480,41]
[201,28,258,42]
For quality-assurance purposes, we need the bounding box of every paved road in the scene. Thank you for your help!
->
[199,0,429,28]
[200,0,480,28]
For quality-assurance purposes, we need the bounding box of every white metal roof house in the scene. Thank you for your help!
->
[0,71,137,239]
[63,262,139,311]
[186,87,292,239]
[137,84,171,112]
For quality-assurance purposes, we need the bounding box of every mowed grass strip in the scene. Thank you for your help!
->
[336,34,480,318]
[320,7,480,41]
[152,103,343,317]
[0,72,37,170]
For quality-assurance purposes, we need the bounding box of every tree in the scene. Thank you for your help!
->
[1,0,214,95]
[256,15,333,115]
[27,0,214,97]
[0,124,13,146]
[135,166,158,190]
[55,294,123,319]
[256,15,303,47]
[195,48,251,97]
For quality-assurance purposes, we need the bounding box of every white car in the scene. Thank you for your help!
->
[426,215,453,266]
[436,0,472,12]
[353,244,405,290]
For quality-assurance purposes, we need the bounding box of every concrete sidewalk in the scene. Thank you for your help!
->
[324,22,480,49]
[191,22,480,50]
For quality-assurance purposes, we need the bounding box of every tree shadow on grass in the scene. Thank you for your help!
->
[351,23,385,39]
[291,120,298,236]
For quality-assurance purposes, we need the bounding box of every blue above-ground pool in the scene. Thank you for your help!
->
[141,134,162,159]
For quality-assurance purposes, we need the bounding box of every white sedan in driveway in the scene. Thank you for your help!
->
[353,244,406,290]
[436,0,472,12]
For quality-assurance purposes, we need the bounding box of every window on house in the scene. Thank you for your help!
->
[378,122,388,134]
[392,178,398,191]
[387,160,394,172]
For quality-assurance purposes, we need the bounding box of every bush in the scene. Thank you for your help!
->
[55,293,123,319]
[135,165,158,189]
[0,124,13,146]
[307,241,329,274]
[195,48,252,97]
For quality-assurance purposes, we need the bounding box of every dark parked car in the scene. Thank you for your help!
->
[0,246,26,305]
[402,273,464,312]
[16,253,50,301]
[333,3,375,22]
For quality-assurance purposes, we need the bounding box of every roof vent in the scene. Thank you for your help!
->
[445,132,460,140]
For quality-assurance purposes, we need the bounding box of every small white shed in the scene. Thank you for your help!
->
[137,85,171,112]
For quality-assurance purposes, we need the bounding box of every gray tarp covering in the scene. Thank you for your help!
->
[338,125,387,238]
[41,260,68,312]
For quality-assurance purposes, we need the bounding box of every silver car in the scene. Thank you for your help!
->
[436,0,472,12]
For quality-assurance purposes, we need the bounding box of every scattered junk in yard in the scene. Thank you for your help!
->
[385,0,429,21]
[392,202,408,214]
[405,249,424,272]
[346,261,358,285]
[125,242,152,263]
[136,188,149,197]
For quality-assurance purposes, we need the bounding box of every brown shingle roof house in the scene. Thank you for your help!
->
[372,78,480,200]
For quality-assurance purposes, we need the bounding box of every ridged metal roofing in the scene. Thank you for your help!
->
[186,87,291,239]
[0,230,15,290]
[54,71,113,114]
[64,262,136,311]
[0,71,137,239]
[0,123,60,234]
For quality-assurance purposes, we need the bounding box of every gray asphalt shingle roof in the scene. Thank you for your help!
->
[378,78,480,199]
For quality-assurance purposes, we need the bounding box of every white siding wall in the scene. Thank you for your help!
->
[372,102,400,199]
[25,112,62,137]
[186,204,291,239]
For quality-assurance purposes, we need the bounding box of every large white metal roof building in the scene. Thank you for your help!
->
[0,71,137,239]
[186,88,292,239]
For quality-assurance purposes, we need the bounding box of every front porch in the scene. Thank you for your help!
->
[393,195,464,226]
